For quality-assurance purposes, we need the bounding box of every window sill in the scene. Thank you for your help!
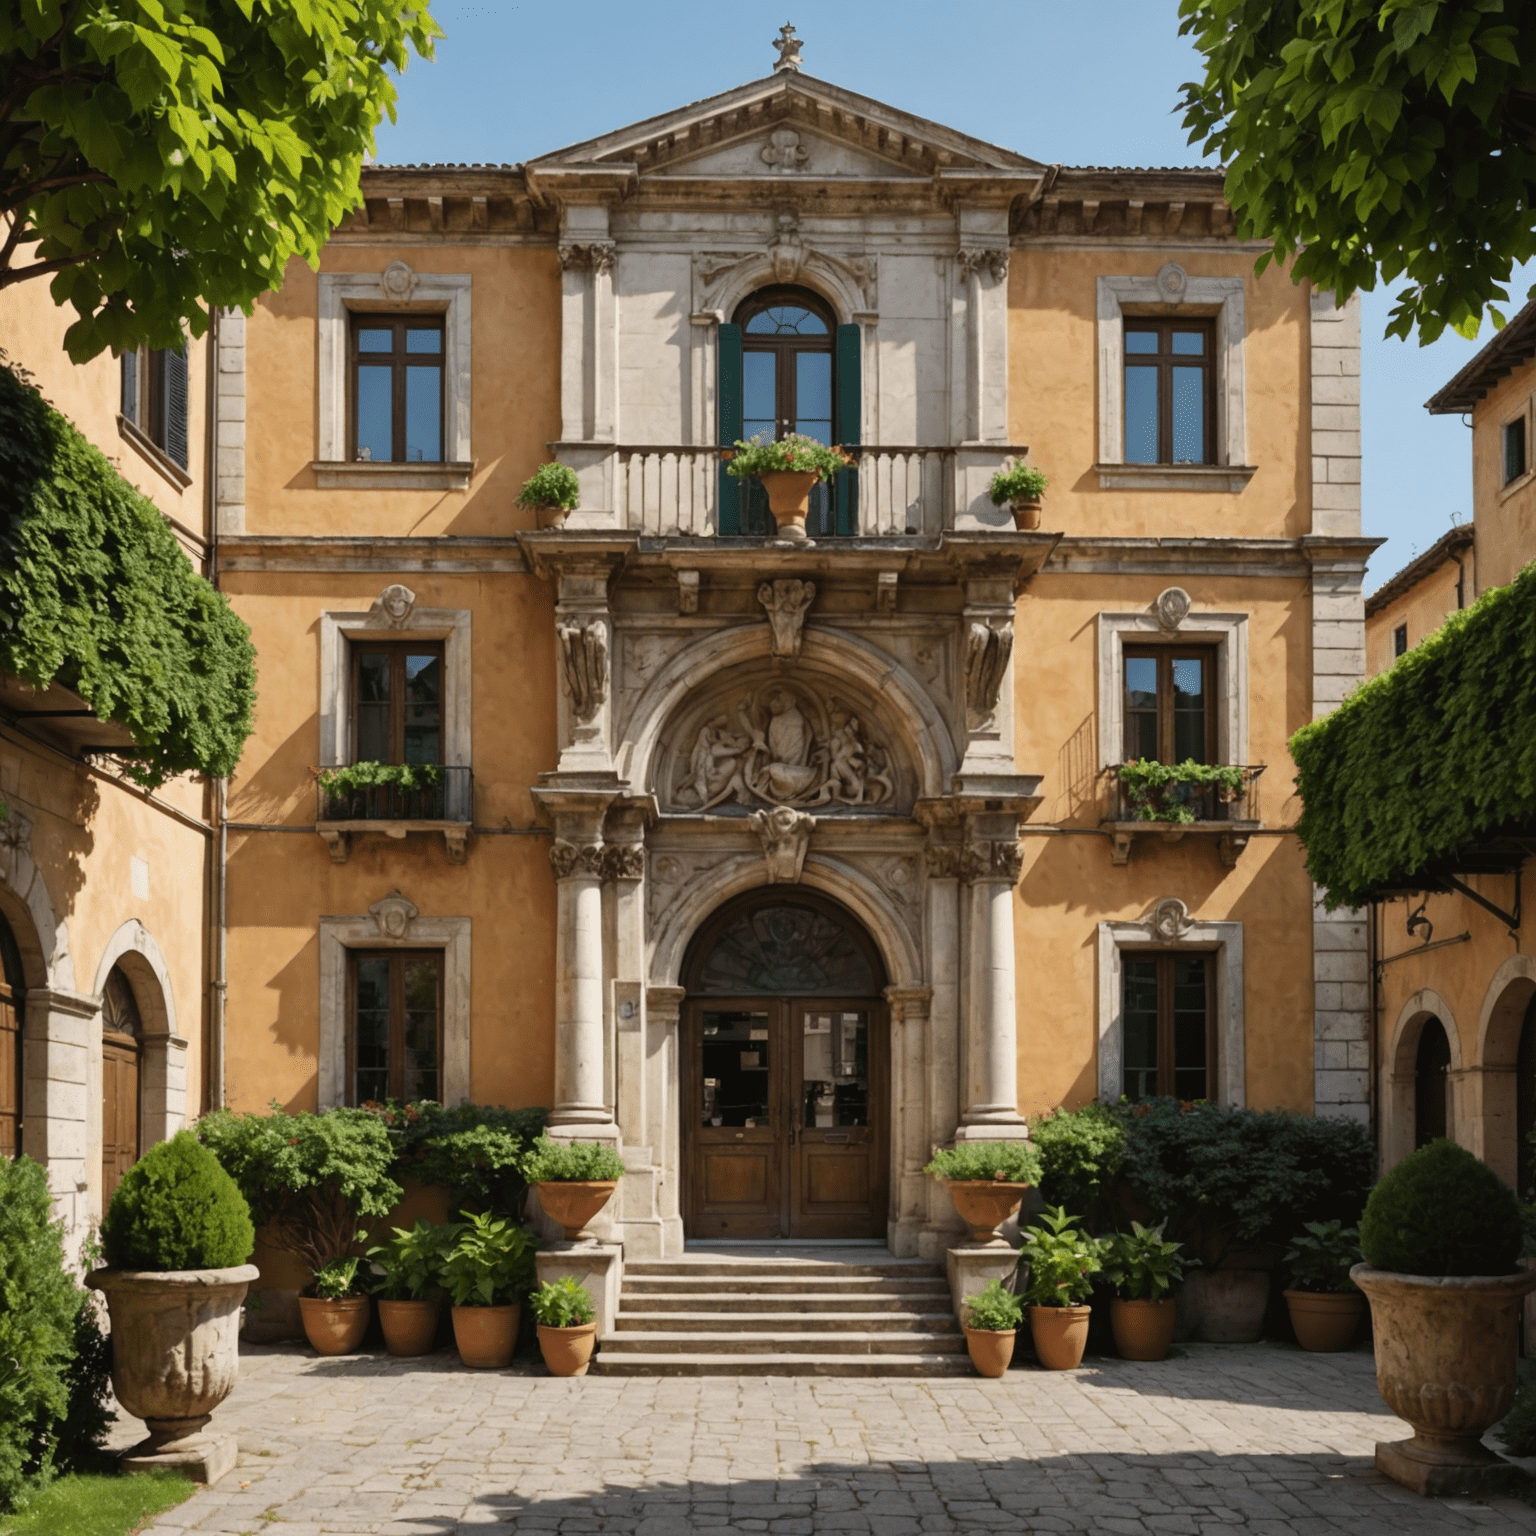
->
[118,414,193,491]
[318,821,470,865]
[1499,467,1534,502]
[1094,463,1257,493]
[311,460,474,491]
[1104,819,1260,869]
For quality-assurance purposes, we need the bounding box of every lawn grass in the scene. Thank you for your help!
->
[0,1470,196,1536]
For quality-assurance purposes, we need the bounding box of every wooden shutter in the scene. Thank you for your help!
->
[833,323,861,536]
[162,345,189,468]
[120,351,139,424]
[0,984,19,1160]
[717,323,743,535]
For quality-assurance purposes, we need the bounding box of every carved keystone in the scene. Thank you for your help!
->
[750,806,815,884]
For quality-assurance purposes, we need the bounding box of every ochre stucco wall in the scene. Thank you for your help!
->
[1472,363,1536,592]
[1364,558,1467,678]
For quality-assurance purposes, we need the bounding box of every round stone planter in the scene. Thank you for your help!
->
[1284,1288,1364,1353]
[538,1320,598,1377]
[537,1179,619,1242]
[451,1302,520,1368]
[89,1264,259,1484]
[1027,1304,1091,1371]
[1352,1263,1536,1495]
[963,1325,1016,1378]
[378,1297,442,1357]
[533,503,570,530]
[1111,1296,1178,1361]
[756,469,821,542]
[1182,1268,1269,1342]
[299,1294,370,1356]
[944,1180,1030,1246]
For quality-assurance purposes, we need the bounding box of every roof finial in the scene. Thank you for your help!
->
[772,21,802,74]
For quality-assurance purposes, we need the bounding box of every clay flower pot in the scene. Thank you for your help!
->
[1028,1304,1091,1370]
[538,1321,599,1377]
[945,1180,1030,1246]
[537,1179,619,1241]
[299,1294,370,1356]
[1010,497,1041,531]
[89,1264,259,1482]
[1352,1263,1536,1495]
[1284,1289,1364,1353]
[451,1302,520,1368]
[1111,1297,1178,1361]
[963,1325,1016,1378]
[1182,1268,1269,1342]
[756,469,821,542]
[533,503,570,530]
[378,1298,442,1358]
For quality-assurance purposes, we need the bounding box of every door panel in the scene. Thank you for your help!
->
[0,985,19,1159]
[689,1007,783,1238]
[102,1032,140,1203]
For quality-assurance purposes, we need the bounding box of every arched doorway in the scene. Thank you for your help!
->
[1415,1016,1451,1148]
[0,914,23,1159]
[681,890,889,1239]
[1517,993,1536,1198]
[101,965,142,1202]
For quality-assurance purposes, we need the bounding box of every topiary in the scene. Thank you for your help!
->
[101,1132,254,1272]
[1359,1138,1523,1277]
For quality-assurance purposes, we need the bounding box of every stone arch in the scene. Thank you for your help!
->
[1473,955,1536,1189]
[0,811,73,989]
[1382,988,1461,1171]
[711,257,869,329]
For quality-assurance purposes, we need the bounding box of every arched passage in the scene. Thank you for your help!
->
[1383,989,1462,1171]
[1474,956,1536,1189]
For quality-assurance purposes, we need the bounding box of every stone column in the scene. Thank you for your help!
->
[921,842,964,1256]
[886,985,933,1257]
[23,987,100,1237]
[646,986,686,1257]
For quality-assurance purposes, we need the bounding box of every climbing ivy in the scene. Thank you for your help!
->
[1290,561,1536,910]
[0,364,255,786]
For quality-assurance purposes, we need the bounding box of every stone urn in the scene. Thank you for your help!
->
[945,1180,1030,1246]
[533,503,570,530]
[537,1179,619,1242]
[1352,1263,1536,1495]
[1010,497,1041,531]
[755,469,821,542]
[89,1264,259,1485]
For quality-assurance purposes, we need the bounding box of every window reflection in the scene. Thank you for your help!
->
[802,1010,868,1127]
[701,1011,770,1127]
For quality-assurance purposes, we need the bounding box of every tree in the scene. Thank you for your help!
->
[0,0,439,362]
[1179,0,1536,342]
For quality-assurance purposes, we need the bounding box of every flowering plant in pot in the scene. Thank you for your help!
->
[924,1141,1042,1247]
[367,1219,454,1357]
[989,462,1048,530]
[1018,1206,1102,1371]
[1353,1138,1533,1496]
[960,1278,1023,1378]
[1283,1219,1363,1353]
[1101,1219,1188,1361]
[523,1135,627,1242]
[530,1274,598,1377]
[517,462,581,529]
[302,1254,371,1355]
[723,434,851,542]
[439,1210,539,1368]
[90,1131,258,1483]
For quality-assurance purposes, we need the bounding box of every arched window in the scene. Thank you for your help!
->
[1414,1016,1451,1148]
[717,286,860,537]
[0,914,23,1160]
[102,966,142,1202]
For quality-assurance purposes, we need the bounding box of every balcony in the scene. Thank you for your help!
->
[315,765,473,865]
[1104,764,1265,868]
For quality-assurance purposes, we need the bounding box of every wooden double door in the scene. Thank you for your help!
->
[685,995,889,1239]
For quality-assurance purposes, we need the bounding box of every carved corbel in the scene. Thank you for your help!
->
[320,828,350,865]
[750,806,815,884]
[758,579,816,659]
[442,828,469,866]
[677,570,700,615]
[557,619,609,723]
[964,620,1013,729]
[876,571,899,613]
[768,209,806,284]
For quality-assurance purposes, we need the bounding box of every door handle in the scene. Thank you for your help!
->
[789,1103,798,1146]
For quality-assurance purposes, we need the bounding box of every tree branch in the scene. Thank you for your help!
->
[0,251,100,288]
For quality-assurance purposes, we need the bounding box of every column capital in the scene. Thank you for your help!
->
[549,840,604,881]
[884,985,933,1022]
[645,986,686,1024]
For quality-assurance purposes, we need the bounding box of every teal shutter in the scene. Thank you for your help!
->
[833,324,861,536]
[717,323,743,536]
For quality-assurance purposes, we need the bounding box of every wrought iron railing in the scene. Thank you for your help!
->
[316,766,473,824]
[1111,764,1265,825]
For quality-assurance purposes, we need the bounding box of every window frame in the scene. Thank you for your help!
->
[348,313,447,466]
[1122,644,1218,764]
[345,947,445,1107]
[1121,950,1217,1102]
[1506,416,1529,487]
[1393,623,1408,659]
[349,638,446,766]
[1122,318,1218,467]
[119,344,191,473]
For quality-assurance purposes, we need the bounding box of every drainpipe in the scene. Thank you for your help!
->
[1451,548,1468,610]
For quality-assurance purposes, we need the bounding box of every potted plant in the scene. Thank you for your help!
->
[368,1218,453,1357]
[924,1141,1043,1246]
[439,1210,539,1368]
[1018,1205,1102,1370]
[300,1255,371,1355]
[518,462,581,529]
[960,1278,1023,1378]
[1102,1219,1188,1361]
[530,1274,599,1377]
[989,462,1049,530]
[314,761,446,819]
[1283,1219,1364,1352]
[1117,759,1250,824]
[89,1131,258,1482]
[523,1135,627,1242]
[1352,1139,1536,1495]
[722,434,851,543]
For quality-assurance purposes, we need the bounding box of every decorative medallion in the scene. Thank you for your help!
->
[1156,261,1188,303]
[1150,897,1192,941]
[368,889,419,940]
[372,583,417,629]
[1154,587,1192,633]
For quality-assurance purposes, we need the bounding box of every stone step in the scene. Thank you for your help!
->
[597,1329,966,1355]
[613,1310,960,1334]
[624,1259,944,1279]
[622,1290,952,1314]
[622,1275,951,1296]
[592,1351,976,1377]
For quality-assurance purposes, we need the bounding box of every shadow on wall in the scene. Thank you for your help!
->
[1052,712,1099,824]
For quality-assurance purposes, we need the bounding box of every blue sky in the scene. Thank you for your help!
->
[374,0,1528,590]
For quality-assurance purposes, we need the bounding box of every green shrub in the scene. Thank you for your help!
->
[989,463,1048,505]
[529,1275,595,1328]
[1018,1206,1103,1307]
[1284,1220,1361,1293]
[438,1212,539,1307]
[521,1135,626,1183]
[963,1278,1023,1331]
[923,1141,1043,1184]
[1101,1220,1188,1302]
[100,1132,253,1271]
[366,1099,547,1218]
[1499,1383,1536,1457]
[516,462,581,511]
[1360,1138,1523,1276]
[367,1219,455,1301]
[1030,1103,1123,1216]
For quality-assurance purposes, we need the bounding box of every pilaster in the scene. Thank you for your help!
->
[886,984,934,1257]
[22,987,101,1238]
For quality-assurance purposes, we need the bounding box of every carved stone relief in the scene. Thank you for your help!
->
[549,841,604,880]
[559,242,616,275]
[965,620,1013,729]
[758,578,815,658]
[958,247,1009,283]
[750,806,814,883]
[877,855,919,910]
[647,851,740,925]
[380,261,417,301]
[969,839,1025,886]
[762,128,809,173]
[370,583,417,629]
[1151,897,1193,940]
[558,619,608,724]
[369,889,419,940]
[600,844,645,882]
[1154,587,1193,632]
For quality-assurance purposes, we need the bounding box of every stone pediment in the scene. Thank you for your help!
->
[650,123,925,182]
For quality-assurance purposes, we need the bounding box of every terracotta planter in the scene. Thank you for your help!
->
[451,1302,520,1368]
[945,1180,1030,1246]
[537,1179,619,1241]
[963,1325,1016,1378]
[89,1264,258,1481]
[1111,1296,1178,1361]
[299,1294,370,1356]
[1010,498,1041,531]
[756,469,821,542]
[1183,1268,1269,1342]
[533,503,570,530]
[1352,1264,1536,1495]
[538,1320,598,1377]
[1028,1304,1091,1370]
[1284,1289,1364,1353]
[378,1297,441,1357]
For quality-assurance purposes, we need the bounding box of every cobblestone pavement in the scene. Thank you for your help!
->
[112,1340,1536,1535]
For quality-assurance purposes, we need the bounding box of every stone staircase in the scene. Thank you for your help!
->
[592,1245,970,1376]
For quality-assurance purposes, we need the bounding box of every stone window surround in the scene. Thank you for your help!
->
[315,266,473,489]
[1096,270,1251,491]
[1096,604,1249,771]
[318,599,472,770]
[1499,392,1535,503]
[1096,906,1245,1107]
[317,910,471,1109]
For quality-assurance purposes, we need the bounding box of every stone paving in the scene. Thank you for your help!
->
[113,1339,1536,1535]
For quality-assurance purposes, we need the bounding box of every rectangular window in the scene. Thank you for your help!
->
[1124,319,1215,465]
[1122,953,1214,1102]
[1393,623,1408,658]
[1123,646,1215,764]
[350,316,444,464]
[351,642,443,765]
[119,346,189,469]
[348,950,442,1105]
[1506,417,1527,485]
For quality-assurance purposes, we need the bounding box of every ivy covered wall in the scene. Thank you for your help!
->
[0,364,255,786]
